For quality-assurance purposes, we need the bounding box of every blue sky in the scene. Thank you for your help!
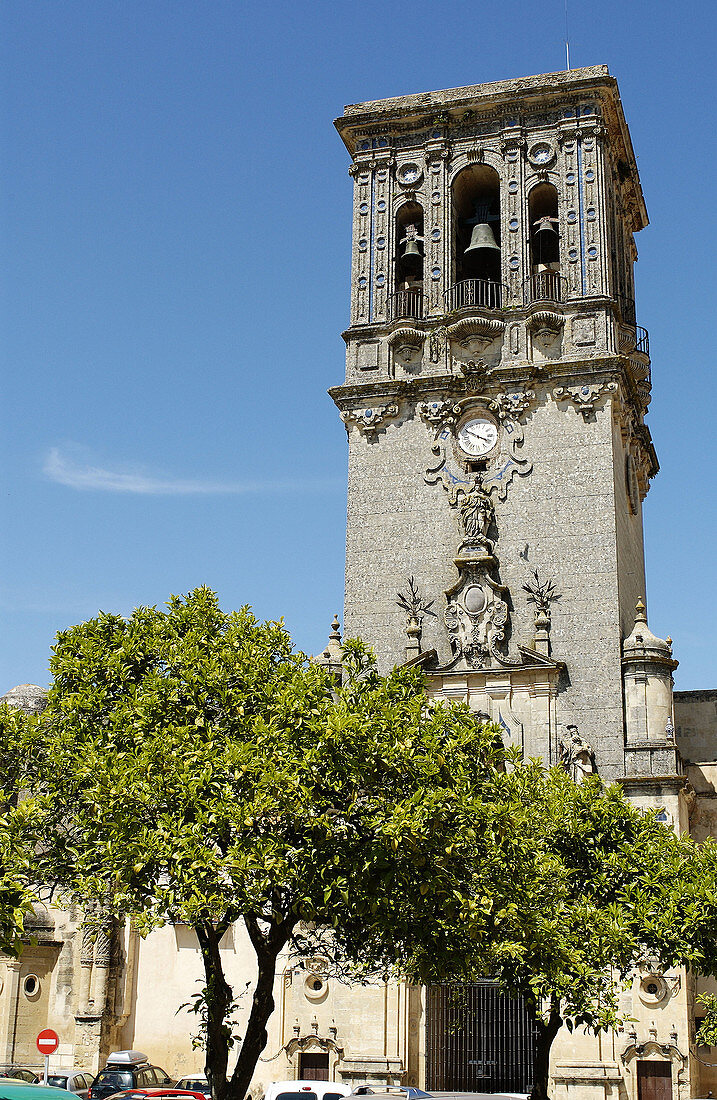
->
[2,0,715,691]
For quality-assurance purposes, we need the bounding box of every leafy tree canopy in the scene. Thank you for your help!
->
[30,587,541,1100]
[21,586,717,1100]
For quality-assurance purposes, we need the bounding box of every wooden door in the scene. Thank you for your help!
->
[637,1060,672,1100]
[298,1053,329,1081]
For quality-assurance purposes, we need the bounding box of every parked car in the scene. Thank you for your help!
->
[46,1073,94,1099]
[4,1074,39,1086]
[263,1082,351,1100]
[104,1091,208,1100]
[175,1077,210,1100]
[0,1083,75,1100]
[88,1054,172,1100]
[350,1091,432,1100]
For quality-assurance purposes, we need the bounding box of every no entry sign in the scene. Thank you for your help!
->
[36,1029,59,1055]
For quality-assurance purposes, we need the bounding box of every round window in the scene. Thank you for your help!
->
[304,973,328,1002]
[23,974,40,998]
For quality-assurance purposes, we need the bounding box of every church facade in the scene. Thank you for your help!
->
[2,66,716,1100]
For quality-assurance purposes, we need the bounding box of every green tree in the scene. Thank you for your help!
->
[0,704,42,955]
[384,765,717,1100]
[33,587,541,1100]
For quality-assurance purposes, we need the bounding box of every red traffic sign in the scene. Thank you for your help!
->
[37,1029,59,1055]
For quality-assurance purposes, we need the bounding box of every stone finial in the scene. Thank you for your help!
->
[405,615,422,661]
[623,597,674,661]
[312,616,343,683]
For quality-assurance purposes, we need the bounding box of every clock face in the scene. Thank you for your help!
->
[457,417,499,457]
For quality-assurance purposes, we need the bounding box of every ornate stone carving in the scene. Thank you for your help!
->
[526,310,564,332]
[424,394,533,502]
[429,326,447,362]
[523,569,561,655]
[389,326,425,366]
[418,399,459,428]
[490,390,535,421]
[553,381,618,419]
[559,725,596,782]
[396,576,436,625]
[397,577,436,660]
[341,403,400,436]
[440,475,520,671]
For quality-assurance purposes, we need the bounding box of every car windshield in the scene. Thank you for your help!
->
[276,1093,318,1100]
[46,1080,68,1090]
[181,1084,207,1092]
[94,1073,133,1089]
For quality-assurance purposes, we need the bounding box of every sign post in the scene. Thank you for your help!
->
[36,1029,59,1085]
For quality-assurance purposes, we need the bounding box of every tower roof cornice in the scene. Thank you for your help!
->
[335,65,647,231]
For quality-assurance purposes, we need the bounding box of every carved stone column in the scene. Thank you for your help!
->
[78,923,94,1015]
[90,924,111,1016]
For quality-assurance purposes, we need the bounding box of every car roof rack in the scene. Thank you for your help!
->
[105,1053,149,1066]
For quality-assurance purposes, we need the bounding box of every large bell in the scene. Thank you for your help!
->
[464,222,500,255]
[400,223,424,261]
[401,238,422,259]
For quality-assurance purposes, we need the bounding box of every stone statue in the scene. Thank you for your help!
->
[459,474,494,543]
[559,725,596,783]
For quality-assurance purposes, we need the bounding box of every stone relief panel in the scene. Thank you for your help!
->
[341,402,400,439]
[553,380,617,420]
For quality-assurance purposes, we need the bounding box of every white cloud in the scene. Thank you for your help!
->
[43,447,339,496]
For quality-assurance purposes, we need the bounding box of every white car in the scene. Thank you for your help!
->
[175,1077,210,1100]
[263,1082,351,1100]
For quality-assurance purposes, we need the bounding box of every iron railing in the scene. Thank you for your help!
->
[635,325,650,357]
[444,278,506,311]
[617,294,637,327]
[389,288,424,321]
[524,271,566,303]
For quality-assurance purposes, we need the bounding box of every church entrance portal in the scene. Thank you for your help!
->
[426,982,535,1094]
[298,1053,329,1081]
[637,1061,672,1100]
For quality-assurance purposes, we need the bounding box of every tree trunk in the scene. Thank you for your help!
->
[228,939,281,1100]
[196,923,234,1100]
[196,915,292,1100]
[530,997,563,1100]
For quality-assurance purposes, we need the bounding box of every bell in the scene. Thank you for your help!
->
[533,216,559,239]
[401,238,422,259]
[400,223,424,261]
[464,222,500,255]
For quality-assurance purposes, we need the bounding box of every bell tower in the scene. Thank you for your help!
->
[331,67,670,782]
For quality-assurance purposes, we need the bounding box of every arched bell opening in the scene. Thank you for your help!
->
[527,183,562,302]
[392,202,424,320]
[450,166,502,309]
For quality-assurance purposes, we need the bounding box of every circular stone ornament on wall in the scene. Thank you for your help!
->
[397,162,422,186]
[528,142,555,167]
[639,975,668,1006]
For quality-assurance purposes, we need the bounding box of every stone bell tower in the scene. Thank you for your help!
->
[331,66,668,783]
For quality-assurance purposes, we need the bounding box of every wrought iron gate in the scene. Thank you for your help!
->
[426,982,535,1094]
